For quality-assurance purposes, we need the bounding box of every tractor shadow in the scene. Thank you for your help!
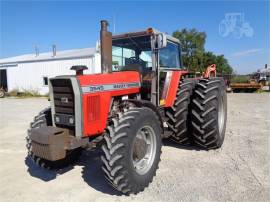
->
[79,149,121,195]
[25,140,201,195]
[25,156,75,181]
[162,138,202,151]
[25,149,120,195]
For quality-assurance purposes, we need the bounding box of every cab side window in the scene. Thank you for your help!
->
[159,42,181,68]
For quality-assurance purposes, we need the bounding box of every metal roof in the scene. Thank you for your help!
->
[0,47,96,66]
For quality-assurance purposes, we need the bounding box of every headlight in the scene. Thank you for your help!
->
[54,114,75,126]
[69,117,74,125]
[55,116,60,123]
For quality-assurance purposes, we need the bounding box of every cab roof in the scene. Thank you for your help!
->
[112,28,180,44]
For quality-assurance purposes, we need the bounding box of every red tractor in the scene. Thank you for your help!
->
[27,20,227,194]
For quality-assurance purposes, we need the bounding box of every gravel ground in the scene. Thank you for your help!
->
[0,93,269,202]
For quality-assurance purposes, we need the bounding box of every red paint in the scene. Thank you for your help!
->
[164,70,188,107]
[77,70,191,136]
[78,71,140,86]
[82,92,110,136]
[203,64,216,78]
[77,71,140,137]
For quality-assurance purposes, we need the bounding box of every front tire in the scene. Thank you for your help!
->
[190,78,227,149]
[101,107,162,194]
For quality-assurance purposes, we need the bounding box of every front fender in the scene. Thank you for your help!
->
[125,99,164,135]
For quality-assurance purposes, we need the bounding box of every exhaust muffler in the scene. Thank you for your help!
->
[100,20,112,73]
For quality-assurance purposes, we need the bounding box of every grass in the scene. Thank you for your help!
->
[231,75,250,83]
[7,88,48,98]
[256,88,270,93]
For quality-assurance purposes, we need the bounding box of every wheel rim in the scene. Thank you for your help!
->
[132,125,156,175]
[218,95,225,135]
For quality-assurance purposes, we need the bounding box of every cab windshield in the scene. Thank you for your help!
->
[159,41,181,69]
[112,35,152,72]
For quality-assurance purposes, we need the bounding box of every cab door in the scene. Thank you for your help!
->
[158,41,186,107]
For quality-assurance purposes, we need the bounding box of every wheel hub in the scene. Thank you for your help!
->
[132,126,157,175]
[133,137,147,161]
[218,95,225,135]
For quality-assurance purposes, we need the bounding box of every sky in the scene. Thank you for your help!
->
[0,0,269,74]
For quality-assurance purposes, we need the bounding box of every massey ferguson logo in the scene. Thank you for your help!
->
[61,97,69,103]
[113,84,126,89]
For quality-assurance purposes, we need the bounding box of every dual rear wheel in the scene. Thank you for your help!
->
[191,78,227,149]
[166,77,227,149]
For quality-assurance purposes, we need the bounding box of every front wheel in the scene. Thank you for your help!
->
[101,107,162,195]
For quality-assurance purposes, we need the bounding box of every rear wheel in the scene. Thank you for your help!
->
[101,107,162,194]
[190,78,227,149]
[26,108,81,169]
[165,78,196,144]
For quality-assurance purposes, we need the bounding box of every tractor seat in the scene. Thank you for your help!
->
[121,64,152,82]
[121,63,144,75]
[120,57,148,75]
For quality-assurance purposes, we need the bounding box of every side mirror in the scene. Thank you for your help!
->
[157,33,167,49]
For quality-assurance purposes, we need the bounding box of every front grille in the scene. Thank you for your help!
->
[87,95,101,122]
[50,79,75,128]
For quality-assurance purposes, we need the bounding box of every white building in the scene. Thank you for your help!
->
[0,47,101,95]
[0,44,153,95]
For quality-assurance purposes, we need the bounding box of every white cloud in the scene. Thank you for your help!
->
[232,49,263,57]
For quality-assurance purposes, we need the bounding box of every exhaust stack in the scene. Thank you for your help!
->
[100,20,112,73]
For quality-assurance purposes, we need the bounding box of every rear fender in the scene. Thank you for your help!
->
[163,71,188,107]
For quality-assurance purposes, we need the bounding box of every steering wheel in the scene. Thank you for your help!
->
[128,57,145,64]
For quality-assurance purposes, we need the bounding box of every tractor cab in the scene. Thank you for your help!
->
[111,28,185,105]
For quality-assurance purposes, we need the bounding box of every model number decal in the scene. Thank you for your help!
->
[82,82,140,93]
[88,85,104,92]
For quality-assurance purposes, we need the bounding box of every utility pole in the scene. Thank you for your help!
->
[113,14,116,34]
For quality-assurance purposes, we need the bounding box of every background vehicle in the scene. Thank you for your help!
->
[27,20,227,194]
[0,87,5,98]
[0,69,7,98]
[229,65,270,92]
[253,64,270,91]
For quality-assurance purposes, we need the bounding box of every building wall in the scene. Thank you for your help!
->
[6,54,101,95]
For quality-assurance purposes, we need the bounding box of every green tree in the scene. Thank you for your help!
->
[173,28,233,74]
[202,52,233,74]
[173,29,206,72]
